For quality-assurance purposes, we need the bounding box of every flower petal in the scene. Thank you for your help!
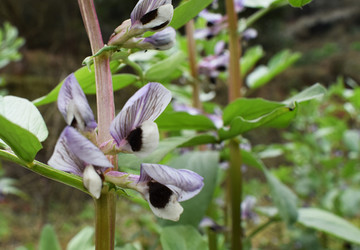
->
[131,0,172,26]
[64,127,113,169]
[140,163,204,201]
[110,82,171,145]
[57,74,97,131]
[48,127,86,176]
[140,27,176,50]
[83,165,103,199]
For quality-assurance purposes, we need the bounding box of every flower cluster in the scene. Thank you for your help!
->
[108,0,176,51]
[48,74,204,221]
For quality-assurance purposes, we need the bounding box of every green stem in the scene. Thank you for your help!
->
[245,1,287,30]
[124,57,145,84]
[225,0,242,102]
[78,1,116,249]
[208,228,218,250]
[228,139,242,250]
[247,217,279,239]
[185,19,202,110]
[0,150,88,194]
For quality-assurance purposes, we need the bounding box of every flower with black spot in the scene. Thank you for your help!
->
[106,163,204,221]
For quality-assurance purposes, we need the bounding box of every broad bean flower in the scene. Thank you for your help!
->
[108,0,174,48]
[106,164,204,221]
[48,74,204,221]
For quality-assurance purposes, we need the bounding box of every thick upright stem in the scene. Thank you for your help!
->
[78,1,116,249]
[185,19,202,110]
[226,0,242,101]
[225,0,243,249]
[228,139,242,250]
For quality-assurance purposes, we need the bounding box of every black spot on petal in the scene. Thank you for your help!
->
[216,65,227,72]
[148,181,172,208]
[127,127,143,152]
[150,21,169,31]
[140,9,158,25]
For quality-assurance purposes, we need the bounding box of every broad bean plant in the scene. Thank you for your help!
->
[1,0,360,249]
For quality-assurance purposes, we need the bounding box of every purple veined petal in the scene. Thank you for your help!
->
[139,163,204,201]
[48,127,86,176]
[64,126,113,169]
[140,27,176,50]
[214,41,226,56]
[234,0,245,13]
[110,82,171,146]
[57,74,97,131]
[131,0,171,24]
[131,0,173,31]
[198,9,223,24]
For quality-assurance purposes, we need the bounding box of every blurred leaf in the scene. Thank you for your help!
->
[162,151,219,227]
[144,51,186,82]
[179,133,218,147]
[343,130,360,152]
[241,46,265,77]
[339,188,360,217]
[33,61,121,106]
[0,178,28,199]
[263,167,298,224]
[82,74,138,94]
[157,111,217,131]
[0,96,47,162]
[219,105,294,140]
[115,242,142,250]
[170,0,213,29]
[223,98,284,125]
[244,0,285,8]
[283,83,326,106]
[220,84,326,139]
[118,136,197,169]
[67,227,95,250]
[0,96,48,141]
[298,208,360,244]
[160,225,207,250]
[39,225,61,250]
[246,50,301,90]
[288,0,312,7]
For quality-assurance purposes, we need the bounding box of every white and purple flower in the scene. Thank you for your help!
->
[106,164,204,221]
[57,74,97,132]
[108,0,174,47]
[107,82,172,157]
[48,126,113,198]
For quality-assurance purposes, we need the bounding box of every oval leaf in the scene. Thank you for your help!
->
[160,225,207,250]
[170,0,213,29]
[0,96,48,141]
[298,208,360,244]
[39,224,61,250]
[144,51,186,82]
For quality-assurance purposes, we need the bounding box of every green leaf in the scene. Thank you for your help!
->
[118,136,195,169]
[282,83,326,105]
[219,105,294,140]
[246,50,301,90]
[160,225,208,250]
[32,61,121,106]
[39,224,61,250]
[241,46,265,77]
[223,98,284,125]
[0,96,47,162]
[288,0,312,7]
[162,151,219,227]
[67,227,95,250]
[82,73,137,94]
[0,96,48,141]
[144,51,186,82]
[170,0,213,29]
[263,167,298,224]
[157,111,217,131]
[244,0,285,8]
[298,208,360,244]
